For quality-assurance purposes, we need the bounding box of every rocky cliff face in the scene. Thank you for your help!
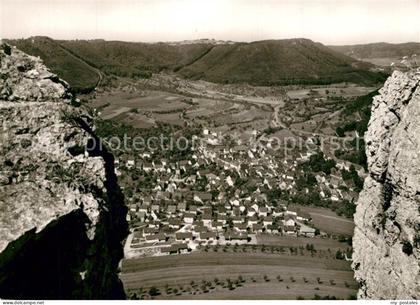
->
[0,44,128,299]
[353,69,420,299]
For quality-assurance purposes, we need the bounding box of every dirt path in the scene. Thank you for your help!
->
[271,103,288,129]
[55,43,104,88]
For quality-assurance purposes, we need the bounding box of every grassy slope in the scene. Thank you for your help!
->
[6,37,100,92]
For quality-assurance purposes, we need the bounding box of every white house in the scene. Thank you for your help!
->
[183,213,195,224]
[126,160,135,169]
[258,207,268,217]
[284,214,296,227]
[299,223,316,237]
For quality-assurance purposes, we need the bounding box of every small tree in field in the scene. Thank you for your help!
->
[149,287,160,297]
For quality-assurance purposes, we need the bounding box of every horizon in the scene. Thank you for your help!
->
[3,35,420,46]
[1,0,420,45]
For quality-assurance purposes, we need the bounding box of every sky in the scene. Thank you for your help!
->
[1,0,419,45]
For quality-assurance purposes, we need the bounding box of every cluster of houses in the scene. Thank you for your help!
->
[127,200,315,256]
[117,128,362,257]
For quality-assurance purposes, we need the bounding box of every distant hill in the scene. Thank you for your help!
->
[330,42,420,68]
[58,39,214,78]
[177,39,386,85]
[6,37,101,93]
[6,37,387,88]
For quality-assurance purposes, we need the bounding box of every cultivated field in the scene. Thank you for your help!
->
[286,85,376,100]
[121,251,357,300]
[256,235,350,251]
[91,87,273,131]
[93,90,187,118]
[288,205,355,236]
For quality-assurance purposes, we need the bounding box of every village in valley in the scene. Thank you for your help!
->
[89,71,372,299]
[115,122,364,259]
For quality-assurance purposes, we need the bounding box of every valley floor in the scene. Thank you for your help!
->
[84,75,377,300]
[121,247,357,300]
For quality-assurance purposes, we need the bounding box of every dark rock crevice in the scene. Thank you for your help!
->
[0,210,91,299]
[74,118,129,299]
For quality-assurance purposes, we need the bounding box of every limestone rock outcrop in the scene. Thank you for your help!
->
[353,69,420,299]
[0,44,128,299]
